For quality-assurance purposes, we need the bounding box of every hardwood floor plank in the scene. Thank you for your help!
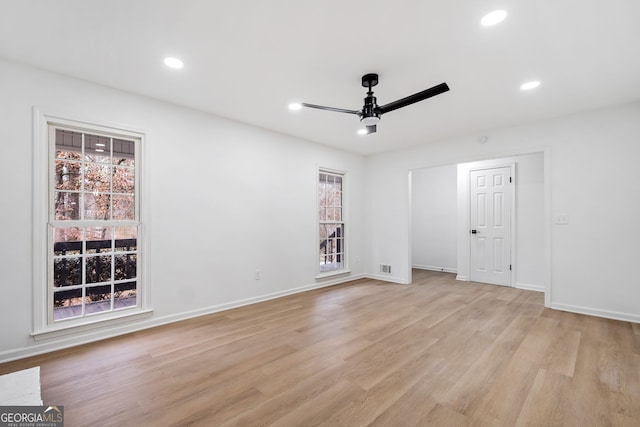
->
[367,358,450,427]
[540,328,582,377]
[371,396,441,427]
[256,350,345,397]
[343,320,440,390]
[219,366,350,427]
[438,313,542,414]
[515,369,572,427]
[418,403,470,427]
[567,332,616,426]
[419,331,496,405]
[469,325,556,424]
[268,379,366,427]
[317,350,444,426]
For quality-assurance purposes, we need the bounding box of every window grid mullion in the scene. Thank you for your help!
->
[81,133,86,221]
[111,226,115,311]
[109,137,113,221]
[81,227,87,316]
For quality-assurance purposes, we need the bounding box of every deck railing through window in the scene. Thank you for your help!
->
[53,238,137,301]
[319,227,343,271]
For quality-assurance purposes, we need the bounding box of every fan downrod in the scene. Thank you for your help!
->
[361,73,379,88]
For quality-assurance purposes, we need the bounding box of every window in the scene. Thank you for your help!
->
[48,125,141,324]
[318,170,346,274]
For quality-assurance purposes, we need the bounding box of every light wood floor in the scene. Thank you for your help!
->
[2,270,639,426]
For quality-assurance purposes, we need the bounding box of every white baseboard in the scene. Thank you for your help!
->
[456,275,469,281]
[551,303,640,324]
[412,264,457,274]
[0,274,366,364]
[366,274,410,284]
[515,282,545,292]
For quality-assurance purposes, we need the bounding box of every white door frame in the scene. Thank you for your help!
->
[467,163,516,286]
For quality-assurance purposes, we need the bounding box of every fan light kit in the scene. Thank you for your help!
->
[164,57,184,69]
[481,10,507,26]
[520,81,541,91]
[291,73,449,135]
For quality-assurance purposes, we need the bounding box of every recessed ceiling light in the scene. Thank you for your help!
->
[164,57,184,69]
[357,129,367,135]
[520,81,541,91]
[288,103,302,111]
[481,10,507,26]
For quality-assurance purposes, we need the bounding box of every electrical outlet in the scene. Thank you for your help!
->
[555,214,569,225]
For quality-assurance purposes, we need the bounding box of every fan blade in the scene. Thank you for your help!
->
[301,103,360,115]
[378,82,449,115]
[366,125,377,134]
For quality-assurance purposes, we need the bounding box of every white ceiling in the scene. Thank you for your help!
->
[2,0,640,155]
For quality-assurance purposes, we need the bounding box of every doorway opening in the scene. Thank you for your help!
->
[409,152,546,293]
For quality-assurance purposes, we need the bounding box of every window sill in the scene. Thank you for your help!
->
[315,269,352,280]
[31,308,154,342]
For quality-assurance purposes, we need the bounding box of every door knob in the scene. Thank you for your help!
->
[471,230,477,234]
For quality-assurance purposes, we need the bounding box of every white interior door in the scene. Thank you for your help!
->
[469,166,512,286]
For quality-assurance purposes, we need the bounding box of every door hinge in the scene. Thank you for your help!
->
[509,177,512,183]
[510,264,512,271]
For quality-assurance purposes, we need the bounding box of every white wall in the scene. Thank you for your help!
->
[410,165,457,273]
[0,59,366,361]
[456,153,545,291]
[366,101,640,322]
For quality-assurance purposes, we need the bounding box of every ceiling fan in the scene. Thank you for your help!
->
[295,73,449,134]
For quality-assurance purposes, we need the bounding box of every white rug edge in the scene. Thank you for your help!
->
[0,366,43,406]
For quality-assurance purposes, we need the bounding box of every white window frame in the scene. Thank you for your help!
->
[316,167,350,278]
[32,108,151,338]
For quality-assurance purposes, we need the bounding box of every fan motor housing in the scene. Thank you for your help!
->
[362,94,380,119]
